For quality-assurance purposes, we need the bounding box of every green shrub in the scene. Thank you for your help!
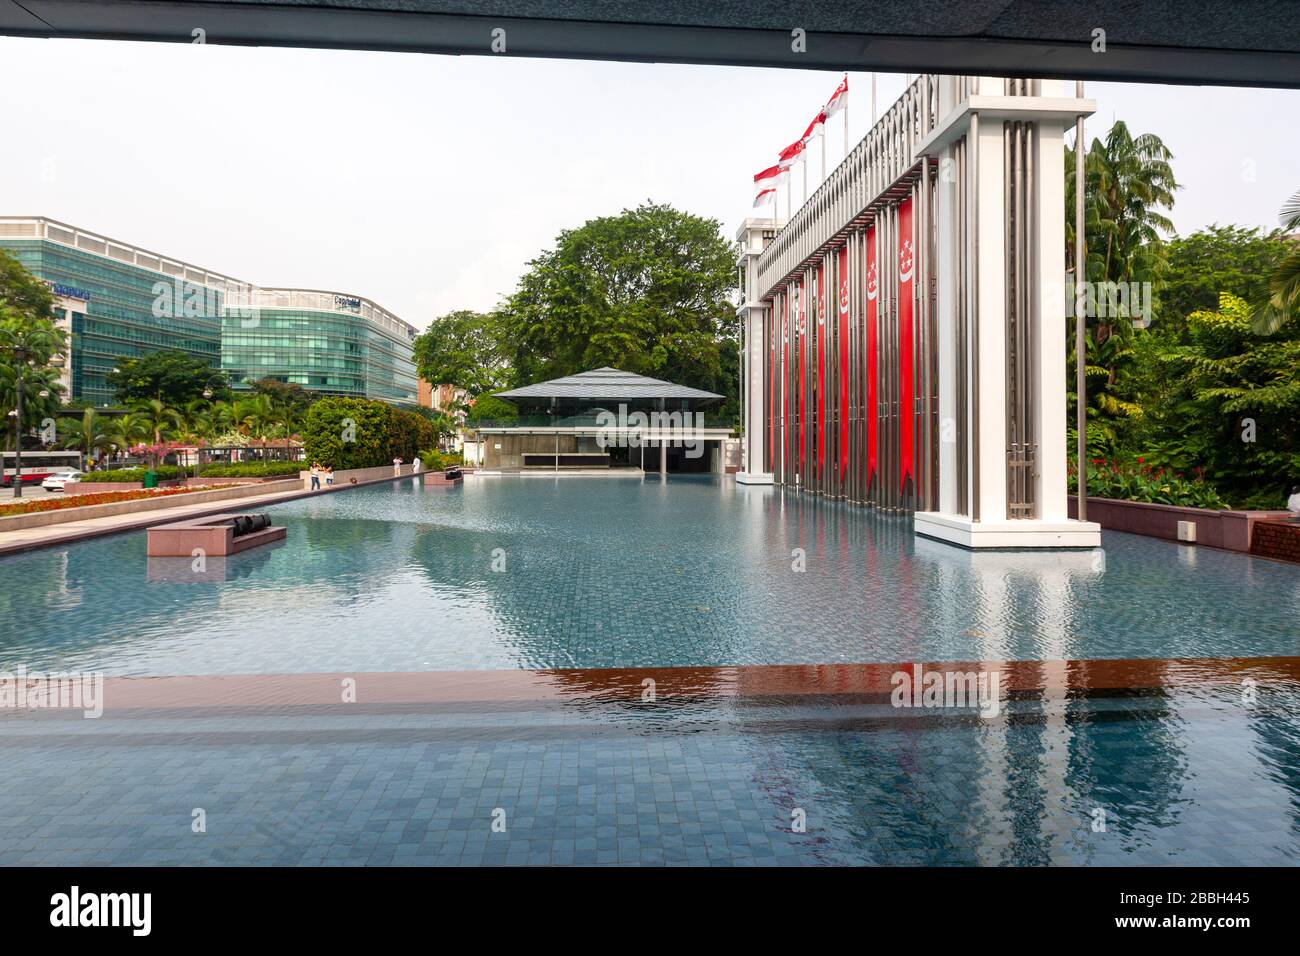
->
[199,461,304,478]
[302,397,396,469]
[418,449,464,471]
[84,465,189,482]
[1069,458,1229,509]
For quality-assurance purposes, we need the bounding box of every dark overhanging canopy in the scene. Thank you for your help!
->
[2,1,1298,88]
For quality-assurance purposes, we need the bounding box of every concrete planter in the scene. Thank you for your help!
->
[0,479,302,532]
[69,479,187,494]
[1067,496,1290,552]
[300,463,418,488]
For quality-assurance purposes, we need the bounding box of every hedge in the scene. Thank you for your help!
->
[81,465,190,482]
[302,397,436,469]
[199,461,303,478]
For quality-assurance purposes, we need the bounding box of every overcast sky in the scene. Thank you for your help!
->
[2,37,1297,330]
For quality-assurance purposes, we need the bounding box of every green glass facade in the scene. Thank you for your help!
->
[221,306,419,404]
[0,239,222,405]
[0,220,419,407]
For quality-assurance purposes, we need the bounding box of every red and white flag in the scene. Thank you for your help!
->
[802,110,826,140]
[753,188,776,208]
[754,164,789,187]
[778,138,806,167]
[823,75,849,116]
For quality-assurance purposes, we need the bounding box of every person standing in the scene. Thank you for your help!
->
[393,457,403,476]
[310,461,321,490]
[412,454,422,475]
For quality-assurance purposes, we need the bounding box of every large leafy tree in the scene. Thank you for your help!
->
[1149,292,1300,504]
[499,202,738,405]
[412,310,509,398]
[1157,225,1293,335]
[1,251,66,450]
[107,349,230,405]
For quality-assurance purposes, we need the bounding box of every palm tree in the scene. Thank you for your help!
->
[59,407,112,466]
[0,314,67,451]
[105,412,149,462]
[233,394,275,439]
[1251,190,1300,335]
[132,398,182,446]
[1065,121,1178,450]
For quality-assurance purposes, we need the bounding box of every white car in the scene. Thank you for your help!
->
[41,469,84,491]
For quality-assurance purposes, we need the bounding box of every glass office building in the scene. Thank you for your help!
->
[0,217,419,406]
[0,218,229,406]
[220,289,418,404]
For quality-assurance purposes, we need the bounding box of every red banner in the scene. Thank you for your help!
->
[797,278,806,475]
[897,198,915,491]
[816,263,826,478]
[837,246,849,481]
[866,224,878,481]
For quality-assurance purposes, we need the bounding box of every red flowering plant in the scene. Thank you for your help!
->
[0,486,213,518]
[1068,456,1228,509]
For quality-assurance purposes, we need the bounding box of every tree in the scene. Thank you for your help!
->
[107,349,229,405]
[59,408,112,462]
[1156,225,1293,336]
[0,249,59,326]
[1,250,67,450]
[1251,193,1300,336]
[1149,292,1300,505]
[498,202,739,408]
[412,310,509,398]
[247,377,318,415]
[1065,121,1178,452]
[104,412,150,459]
[302,397,395,469]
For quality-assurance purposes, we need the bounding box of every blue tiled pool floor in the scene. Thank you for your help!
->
[2,668,1298,866]
[1,477,1298,674]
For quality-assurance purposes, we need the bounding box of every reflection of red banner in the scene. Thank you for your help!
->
[898,199,914,490]
[865,225,878,480]
[837,246,849,481]
[797,278,805,475]
[816,264,825,477]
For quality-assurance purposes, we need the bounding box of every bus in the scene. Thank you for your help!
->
[1,451,84,486]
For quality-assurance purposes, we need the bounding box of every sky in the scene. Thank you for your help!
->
[2,36,1297,331]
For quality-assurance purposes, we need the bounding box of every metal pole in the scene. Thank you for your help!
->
[1074,81,1088,522]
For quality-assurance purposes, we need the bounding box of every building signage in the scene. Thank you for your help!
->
[47,281,91,302]
[334,295,362,312]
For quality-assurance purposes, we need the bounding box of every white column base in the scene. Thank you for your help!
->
[914,511,1101,549]
[735,472,775,485]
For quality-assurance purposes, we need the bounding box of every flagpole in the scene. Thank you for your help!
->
[821,130,826,185]
[802,160,807,206]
